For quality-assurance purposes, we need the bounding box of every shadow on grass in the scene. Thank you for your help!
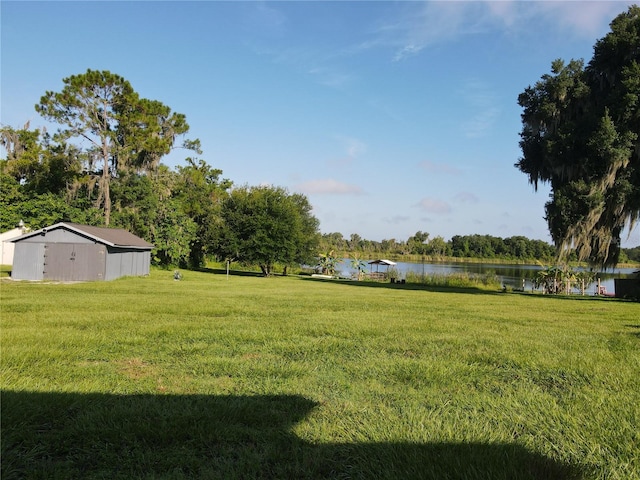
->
[625,324,640,338]
[507,291,636,303]
[1,391,582,480]
[195,267,266,278]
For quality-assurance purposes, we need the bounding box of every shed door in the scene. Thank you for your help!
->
[43,244,106,281]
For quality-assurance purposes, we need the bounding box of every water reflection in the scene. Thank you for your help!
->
[336,259,637,294]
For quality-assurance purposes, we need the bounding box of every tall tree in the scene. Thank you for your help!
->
[216,185,320,276]
[516,6,640,268]
[36,69,194,225]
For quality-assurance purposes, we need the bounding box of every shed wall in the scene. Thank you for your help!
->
[1,239,16,265]
[105,248,151,280]
[11,243,46,280]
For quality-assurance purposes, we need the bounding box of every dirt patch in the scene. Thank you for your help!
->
[115,357,157,380]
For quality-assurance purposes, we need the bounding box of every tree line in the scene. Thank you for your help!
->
[322,231,550,262]
[0,70,319,275]
[320,231,638,264]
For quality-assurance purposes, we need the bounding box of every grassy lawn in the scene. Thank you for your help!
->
[1,269,638,479]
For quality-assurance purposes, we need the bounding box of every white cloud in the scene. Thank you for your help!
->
[384,215,410,225]
[416,197,452,214]
[388,2,472,61]
[342,136,367,159]
[244,2,287,37]
[308,67,354,89]
[419,160,462,175]
[459,79,500,138]
[454,192,479,204]
[329,136,367,166]
[379,1,628,62]
[295,178,364,195]
[393,44,424,62]
[463,107,501,138]
[530,1,631,39]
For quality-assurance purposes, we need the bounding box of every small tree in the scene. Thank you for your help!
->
[349,253,367,280]
[151,199,198,267]
[318,250,339,276]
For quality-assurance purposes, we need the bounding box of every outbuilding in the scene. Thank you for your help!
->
[367,259,398,281]
[11,222,153,281]
[1,221,29,265]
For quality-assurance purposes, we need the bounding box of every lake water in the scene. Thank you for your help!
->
[336,259,638,295]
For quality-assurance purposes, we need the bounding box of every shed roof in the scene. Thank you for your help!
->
[11,222,154,250]
[1,227,26,242]
[368,259,397,266]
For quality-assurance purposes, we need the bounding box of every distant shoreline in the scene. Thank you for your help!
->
[333,254,640,270]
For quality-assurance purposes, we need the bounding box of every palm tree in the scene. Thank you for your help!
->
[349,253,367,281]
[317,250,338,276]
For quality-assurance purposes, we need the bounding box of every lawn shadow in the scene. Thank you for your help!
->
[2,390,583,479]
[624,324,640,338]
[509,291,635,303]
[195,267,265,278]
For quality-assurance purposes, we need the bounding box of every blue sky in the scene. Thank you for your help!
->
[2,1,638,247]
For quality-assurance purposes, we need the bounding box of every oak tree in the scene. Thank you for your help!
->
[516,6,640,268]
[216,185,320,276]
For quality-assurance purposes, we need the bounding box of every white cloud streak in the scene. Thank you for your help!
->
[342,136,367,159]
[416,197,452,214]
[419,160,462,176]
[379,1,631,62]
[458,79,501,138]
[295,178,364,195]
[384,215,410,225]
[454,192,479,204]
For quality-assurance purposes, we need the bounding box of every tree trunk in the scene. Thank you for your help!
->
[103,169,111,226]
[102,138,111,226]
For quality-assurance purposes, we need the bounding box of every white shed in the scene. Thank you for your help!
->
[1,223,28,265]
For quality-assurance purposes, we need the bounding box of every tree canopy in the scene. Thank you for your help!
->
[216,185,320,276]
[516,6,640,268]
[1,69,226,268]
[35,69,194,225]
[4,65,637,273]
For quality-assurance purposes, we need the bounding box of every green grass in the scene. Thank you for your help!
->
[1,270,639,479]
